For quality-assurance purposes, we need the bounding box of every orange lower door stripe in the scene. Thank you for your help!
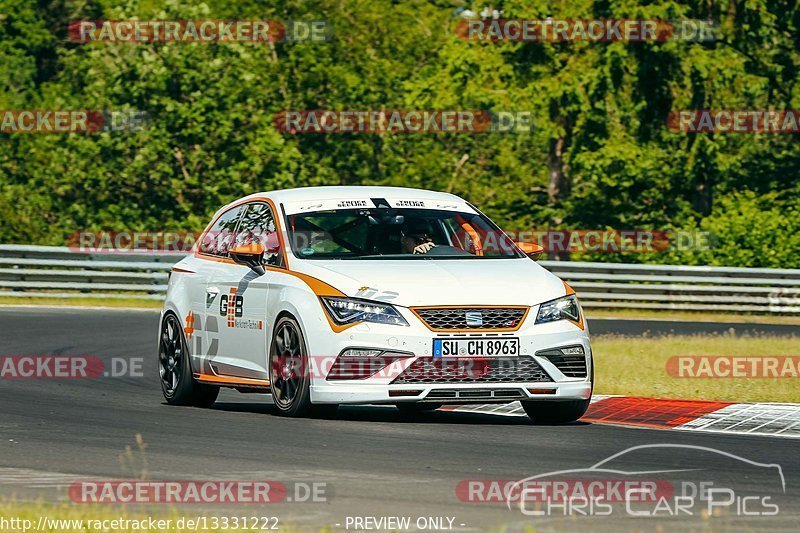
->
[195,373,271,388]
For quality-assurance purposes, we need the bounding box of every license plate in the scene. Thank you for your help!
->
[433,338,520,358]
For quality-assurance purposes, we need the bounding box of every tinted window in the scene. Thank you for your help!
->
[199,206,243,257]
[286,208,521,259]
[234,202,283,267]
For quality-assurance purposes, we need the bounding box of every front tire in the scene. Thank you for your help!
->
[521,399,590,424]
[159,313,219,407]
[269,316,337,418]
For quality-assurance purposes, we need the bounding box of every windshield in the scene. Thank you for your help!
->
[285,207,523,259]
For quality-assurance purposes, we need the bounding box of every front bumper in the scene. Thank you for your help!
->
[307,306,593,404]
[312,380,592,404]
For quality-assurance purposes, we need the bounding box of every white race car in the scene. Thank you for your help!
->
[159,186,593,423]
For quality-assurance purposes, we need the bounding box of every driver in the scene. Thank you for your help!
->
[400,219,436,254]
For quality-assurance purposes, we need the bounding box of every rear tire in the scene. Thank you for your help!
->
[521,399,589,424]
[159,313,219,407]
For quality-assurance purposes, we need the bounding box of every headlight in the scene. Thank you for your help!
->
[535,294,580,324]
[321,297,409,326]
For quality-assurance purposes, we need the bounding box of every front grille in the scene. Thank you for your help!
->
[392,356,552,384]
[413,307,527,330]
[537,349,588,378]
[425,388,526,401]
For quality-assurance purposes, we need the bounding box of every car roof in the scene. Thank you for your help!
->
[236,186,464,205]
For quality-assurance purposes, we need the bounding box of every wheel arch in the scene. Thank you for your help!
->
[158,309,199,377]
[269,309,308,354]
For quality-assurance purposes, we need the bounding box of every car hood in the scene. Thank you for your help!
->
[292,258,567,307]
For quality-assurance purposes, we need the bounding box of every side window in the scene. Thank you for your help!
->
[199,206,243,257]
[234,202,283,267]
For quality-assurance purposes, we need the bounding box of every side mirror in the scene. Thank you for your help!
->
[515,242,544,261]
[229,243,266,276]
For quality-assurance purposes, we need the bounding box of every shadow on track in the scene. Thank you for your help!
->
[206,401,591,427]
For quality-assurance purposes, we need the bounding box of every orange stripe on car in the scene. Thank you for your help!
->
[195,373,271,388]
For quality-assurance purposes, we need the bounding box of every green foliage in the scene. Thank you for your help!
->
[0,0,798,267]
[669,191,800,268]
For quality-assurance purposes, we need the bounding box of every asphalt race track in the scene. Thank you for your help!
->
[0,307,797,531]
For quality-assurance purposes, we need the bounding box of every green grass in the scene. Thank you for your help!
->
[593,334,800,403]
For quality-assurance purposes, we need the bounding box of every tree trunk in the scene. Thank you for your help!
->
[547,135,570,261]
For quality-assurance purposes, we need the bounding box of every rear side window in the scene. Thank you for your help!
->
[234,202,283,267]
[199,206,243,257]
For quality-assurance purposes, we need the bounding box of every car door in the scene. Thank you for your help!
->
[190,204,245,376]
[205,201,281,380]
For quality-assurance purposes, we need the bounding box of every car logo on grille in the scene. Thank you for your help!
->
[465,311,483,327]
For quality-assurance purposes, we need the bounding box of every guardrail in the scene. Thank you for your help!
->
[542,260,800,313]
[0,245,174,301]
[0,245,798,313]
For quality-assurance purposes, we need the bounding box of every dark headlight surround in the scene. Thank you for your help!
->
[321,296,409,326]
[534,294,580,324]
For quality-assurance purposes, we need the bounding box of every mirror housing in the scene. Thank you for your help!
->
[515,242,544,261]
[229,243,266,276]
